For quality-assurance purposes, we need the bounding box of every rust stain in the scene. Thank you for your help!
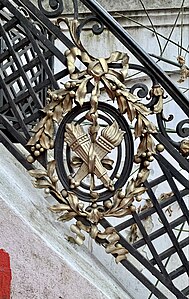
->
[0,249,11,299]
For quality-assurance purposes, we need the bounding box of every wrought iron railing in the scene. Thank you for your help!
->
[0,0,189,298]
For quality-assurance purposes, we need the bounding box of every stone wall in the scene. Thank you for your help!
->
[0,145,132,299]
[32,0,185,13]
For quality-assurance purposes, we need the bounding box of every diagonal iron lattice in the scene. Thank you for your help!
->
[0,0,188,298]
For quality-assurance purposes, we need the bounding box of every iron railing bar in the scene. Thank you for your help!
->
[0,15,18,31]
[0,130,33,170]
[24,68,69,103]
[115,189,189,232]
[0,116,16,123]
[10,80,23,100]
[144,182,189,276]
[1,42,39,110]
[132,211,171,280]
[158,160,189,225]
[22,25,59,90]
[22,110,43,126]
[145,174,166,188]
[120,259,168,299]
[147,218,187,299]
[8,63,24,98]
[169,265,186,280]
[0,71,30,139]
[131,215,188,298]
[21,45,42,92]
[154,133,189,176]
[4,35,25,97]
[0,115,27,146]
[80,0,189,117]
[0,24,43,110]
[0,7,48,44]
[182,286,189,296]
[150,236,189,266]
[12,109,40,131]
[1,51,52,96]
[10,68,69,129]
[2,0,93,92]
[0,68,69,115]
[133,215,186,249]
[0,0,68,68]
[14,0,74,49]
[0,37,37,63]
[21,68,69,101]
[100,218,186,298]
[156,153,189,189]
[20,103,34,120]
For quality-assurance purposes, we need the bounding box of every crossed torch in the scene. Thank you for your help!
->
[64,121,125,191]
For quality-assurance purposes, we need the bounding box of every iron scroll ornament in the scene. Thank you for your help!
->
[38,0,79,19]
[38,0,64,17]
[55,102,134,202]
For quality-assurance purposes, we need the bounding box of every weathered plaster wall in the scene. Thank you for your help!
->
[0,199,108,299]
[0,145,132,299]
[51,1,189,297]
[32,0,185,13]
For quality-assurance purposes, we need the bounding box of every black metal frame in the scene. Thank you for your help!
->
[55,101,134,202]
[0,1,188,298]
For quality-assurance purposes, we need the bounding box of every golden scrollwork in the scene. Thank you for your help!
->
[67,220,128,263]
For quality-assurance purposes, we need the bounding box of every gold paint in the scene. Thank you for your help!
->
[97,227,128,263]
[156,144,165,152]
[129,224,139,243]
[180,139,189,157]
[34,150,40,157]
[27,17,183,262]
[177,56,189,83]
[149,84,164,114]
[65,121,124,191]
[27,155,34,163]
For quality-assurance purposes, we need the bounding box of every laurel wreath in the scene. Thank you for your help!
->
[26,20,166,261]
